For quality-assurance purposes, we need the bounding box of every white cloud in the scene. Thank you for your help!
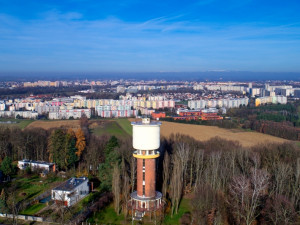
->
[0,12,300,71]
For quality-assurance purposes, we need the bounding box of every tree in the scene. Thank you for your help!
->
[262,194,297,225]
[80,114,89,128]
[162,151,170,198]
[230,168,269,225]
[0,156,15,176]
[0,189,7,213]
[138,109,142,116]
[112,164,121,215]
[0,127,12,160]
[48,129,68,170]
[65,131,78,169]
[84,135,107,175]
[55,191,72,224]
[98,136,120,191]
[169,156,183,216]
[7,184,24,225]
[75,128,86,158]
[191,184,225,225]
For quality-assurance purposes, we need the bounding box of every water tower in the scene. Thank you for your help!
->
[129,118,164,221]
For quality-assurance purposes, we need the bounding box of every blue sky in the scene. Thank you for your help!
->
[0,0,300,72]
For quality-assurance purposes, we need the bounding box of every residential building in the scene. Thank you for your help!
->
[18,160,55,172]
[52,177,89,207]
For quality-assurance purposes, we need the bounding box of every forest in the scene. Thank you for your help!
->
[0,118,299,224]
[228,102,300,141]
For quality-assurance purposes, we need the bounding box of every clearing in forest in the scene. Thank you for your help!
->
[91,120,129,137]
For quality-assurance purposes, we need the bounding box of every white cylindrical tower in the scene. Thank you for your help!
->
[129,118,163,221]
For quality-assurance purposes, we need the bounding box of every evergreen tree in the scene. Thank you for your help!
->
[67,137,78,169]
[98,136,120,191]
[0,156,15,176]
[48,129,68,170]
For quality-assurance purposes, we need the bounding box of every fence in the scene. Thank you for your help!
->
[0,213,44,222]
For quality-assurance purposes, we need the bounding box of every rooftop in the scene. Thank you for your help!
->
[53,177,88,191]
[131,118,161,126]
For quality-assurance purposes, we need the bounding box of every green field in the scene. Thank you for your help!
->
[115,118,132,135]
[85,198,191,224]
[0,118,34,129]
[92,120,130,137]
[163,198,191,225]
[3,174,65,203]
[87,204,125,224]
[20,203,46,215]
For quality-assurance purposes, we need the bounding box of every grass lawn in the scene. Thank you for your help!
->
[13,174,64,202]
[92,121,129,137]
[115,118,132,135]
[163,198,191,225]
[0,118,34,129]
[87,204,125,224]
[20,203,46,215]
[72,191,102,214]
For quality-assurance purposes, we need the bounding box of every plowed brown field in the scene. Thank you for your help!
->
[160,121,288,147]
[27,119,289,147]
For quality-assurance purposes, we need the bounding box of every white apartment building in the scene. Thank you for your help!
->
[255,96,287,106]
[188,97,249,110]
[49,109,91,119]
[0,110,38,119]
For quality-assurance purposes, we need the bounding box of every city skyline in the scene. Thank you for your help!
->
[1,0,300,73]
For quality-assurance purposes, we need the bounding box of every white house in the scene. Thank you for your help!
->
[52,177,89,207]
[18,160,55,172]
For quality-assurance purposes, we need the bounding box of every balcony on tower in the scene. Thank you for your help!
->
[129,118,164,222]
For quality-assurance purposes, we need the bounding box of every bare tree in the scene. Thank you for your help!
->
[230,168,269,225]
[194,150,204,190]
[121,158,130,216]
[6,187,24,225]
[272,162,292,196]
[191,184,225,225]
[55,193,72,224]
[169,156,183,216]
[174,141,190,189]
[291,157,300,212]
[130,157,136,193]
[112,164,121,215]
[162,151,170,197]
[262,194,297,225]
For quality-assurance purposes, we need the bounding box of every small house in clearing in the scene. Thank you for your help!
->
[51,177,89,207]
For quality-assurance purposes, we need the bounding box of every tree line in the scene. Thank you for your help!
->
[159,135,300,224]
[1,121,299,224]
[227,102,300,140]
[109,134,300,224]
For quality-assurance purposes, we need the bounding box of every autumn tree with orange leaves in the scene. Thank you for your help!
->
[75,128,86,158]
